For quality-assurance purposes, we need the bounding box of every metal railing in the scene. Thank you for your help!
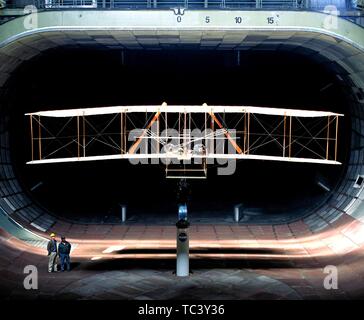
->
[1,0,363,29]
[101,0,303,9]
[41,0,97,8]
[2,0,363,10]
[9,0,310,9]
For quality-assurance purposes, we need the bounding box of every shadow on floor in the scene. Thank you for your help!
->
[70,262,81,270]
[115,247,281,255]
[82,256,316,272]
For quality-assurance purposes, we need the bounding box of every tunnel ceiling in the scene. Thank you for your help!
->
[1,28,364,93]
[0,11,364,233]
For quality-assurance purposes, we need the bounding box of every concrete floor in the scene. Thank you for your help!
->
[0,254,351,300]
[1,214,364,300]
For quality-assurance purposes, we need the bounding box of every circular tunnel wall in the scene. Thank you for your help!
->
[0,46,356,224]
[0,27,363,231]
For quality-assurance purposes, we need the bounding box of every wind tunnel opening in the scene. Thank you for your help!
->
[7,48,350,223]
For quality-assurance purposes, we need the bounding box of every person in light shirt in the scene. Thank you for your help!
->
[47,233,58,273]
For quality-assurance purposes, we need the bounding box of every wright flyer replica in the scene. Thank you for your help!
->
[26,103,343,178]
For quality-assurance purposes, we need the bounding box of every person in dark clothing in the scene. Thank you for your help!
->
[47,233,58,272]
[58,236,72,272]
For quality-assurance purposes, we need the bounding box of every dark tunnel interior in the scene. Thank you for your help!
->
[4,48,351,223]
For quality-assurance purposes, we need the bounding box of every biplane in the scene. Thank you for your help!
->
[26,103,343,178]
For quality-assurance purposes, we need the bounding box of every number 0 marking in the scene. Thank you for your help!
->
[177,16,182,23]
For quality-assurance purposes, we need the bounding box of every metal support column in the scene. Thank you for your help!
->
[82,115,86,157]
[176,219,190,277]
[38,115,42,160]
[121,205,127,223]
[234,203,243,222]
[77,116,80,158]
[326,116,330,160]
[283,114,287,157]
[247,112,250,154]
[30,115,34,161]
[335,115,339,162]
[289,116,292,158]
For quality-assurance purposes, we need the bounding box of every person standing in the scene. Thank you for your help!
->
[58,236,72,272]
[47,233,58,273]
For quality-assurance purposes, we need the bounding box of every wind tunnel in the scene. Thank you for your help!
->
[0,10,363,232]
[0,47,354,225]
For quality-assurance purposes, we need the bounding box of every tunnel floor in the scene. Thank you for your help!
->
[1,212,364,299]
[0,223,363,300]
[0,263,341,300]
